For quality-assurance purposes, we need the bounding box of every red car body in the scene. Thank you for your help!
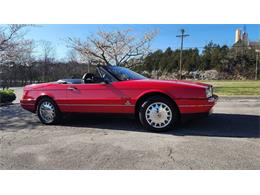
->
[21,79,217,116]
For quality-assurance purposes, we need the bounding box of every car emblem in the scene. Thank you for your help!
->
[125,100,131,105]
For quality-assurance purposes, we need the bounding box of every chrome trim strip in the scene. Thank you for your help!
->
[179,104,213,108]
[58,104,134,107]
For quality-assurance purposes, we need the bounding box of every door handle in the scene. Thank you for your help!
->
[68,86,78,91]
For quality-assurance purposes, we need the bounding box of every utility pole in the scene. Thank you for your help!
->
[176,29,189,79]
[256,50,260,80]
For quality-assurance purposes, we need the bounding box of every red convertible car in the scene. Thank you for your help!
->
[21,65,218,131]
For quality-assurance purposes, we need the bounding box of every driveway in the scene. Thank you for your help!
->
[0,88,259,169]
[10,87,23,104]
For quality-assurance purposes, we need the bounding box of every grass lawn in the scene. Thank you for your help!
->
[197,80,260,96]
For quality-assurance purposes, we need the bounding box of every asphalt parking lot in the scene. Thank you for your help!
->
[0,88,259,169]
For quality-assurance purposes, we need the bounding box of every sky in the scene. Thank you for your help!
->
[24,24,260,60]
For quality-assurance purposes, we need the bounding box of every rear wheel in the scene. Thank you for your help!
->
[37,97,61,125]
[138,96,179,132]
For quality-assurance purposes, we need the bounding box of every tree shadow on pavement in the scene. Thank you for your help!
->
[174,113,260,138]
[61,113,260,138]
[0,104,40,131]
[1,104,259,138]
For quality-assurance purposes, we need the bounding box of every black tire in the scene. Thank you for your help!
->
[37,97,61,125]
[138,96,179,132]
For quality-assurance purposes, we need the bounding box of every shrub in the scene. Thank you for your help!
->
[0,89,16,103]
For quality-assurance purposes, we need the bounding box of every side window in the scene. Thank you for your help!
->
[99,68,117,83]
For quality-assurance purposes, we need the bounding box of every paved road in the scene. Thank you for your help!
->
[0,88,260,169]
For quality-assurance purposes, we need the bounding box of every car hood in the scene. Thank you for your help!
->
[131,79,210,89]
[172,80,210,88]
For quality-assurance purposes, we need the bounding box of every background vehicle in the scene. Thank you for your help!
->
[21,65,217,132]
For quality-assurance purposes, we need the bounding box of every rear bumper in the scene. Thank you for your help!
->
[20,99,36,113]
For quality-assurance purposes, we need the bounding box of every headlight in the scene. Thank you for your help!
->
[205,86,213,98]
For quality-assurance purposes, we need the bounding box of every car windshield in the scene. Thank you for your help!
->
[105,66,147,81]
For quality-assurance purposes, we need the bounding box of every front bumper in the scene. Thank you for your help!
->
[176,94,218,114]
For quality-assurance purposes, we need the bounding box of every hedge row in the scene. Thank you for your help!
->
[0,89,16,103]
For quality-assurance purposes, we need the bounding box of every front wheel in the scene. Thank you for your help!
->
[138,96,179,132]
[37,97,61,125]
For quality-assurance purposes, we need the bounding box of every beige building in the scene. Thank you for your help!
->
[234,28,260,50]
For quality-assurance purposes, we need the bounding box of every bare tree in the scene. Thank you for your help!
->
[67,49,79,63]
[0,25,28,64]
[40,40,55,62]
[18,40,35,84]
[39,40,55,81]
[67,29,157,67]
[0,25,31,89]
[0,25,27,52]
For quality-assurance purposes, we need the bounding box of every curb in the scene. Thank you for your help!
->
[218,96,260,102]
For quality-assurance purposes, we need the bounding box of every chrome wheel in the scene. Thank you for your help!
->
[39,101,56,124]
[145,102,172,128]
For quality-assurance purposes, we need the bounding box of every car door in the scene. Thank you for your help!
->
[64,82,134,113]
